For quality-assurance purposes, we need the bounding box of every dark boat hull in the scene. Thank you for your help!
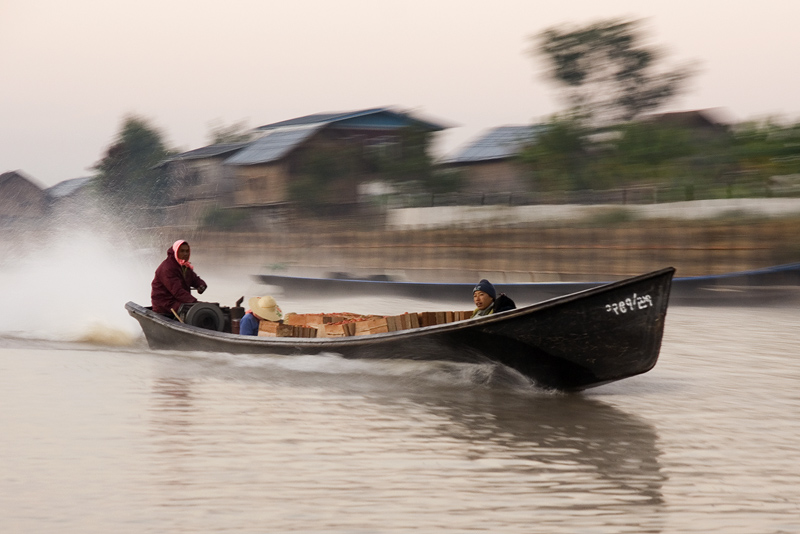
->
[127,268,674,391]
[253,262,800,306]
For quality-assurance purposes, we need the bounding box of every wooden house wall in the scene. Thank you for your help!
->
[459,160,530,194]
[169,158,235,204]
[233,162,291,206]
[230,128,380,208]
[164,198,221,227]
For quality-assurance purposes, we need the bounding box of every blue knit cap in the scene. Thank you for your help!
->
[473,279,496,300]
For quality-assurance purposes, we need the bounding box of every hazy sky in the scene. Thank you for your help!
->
[2,0,799,187]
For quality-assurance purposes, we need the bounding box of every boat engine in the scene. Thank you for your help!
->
[178,302,227,332]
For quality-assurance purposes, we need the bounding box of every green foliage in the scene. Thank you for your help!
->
[533,18,694,124]
[730,119,800,178]
[424,168,465,195]
[517,112,591,191]
[520,114,730,193]
[366,126,435,183]
[615,121,694,167]
[93,116,173,209]
[288,144,360,212]
[290,126,439,212]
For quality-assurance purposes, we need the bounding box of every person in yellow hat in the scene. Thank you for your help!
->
[239,295,283,335]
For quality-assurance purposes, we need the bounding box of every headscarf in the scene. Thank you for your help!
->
[172,239,194,270]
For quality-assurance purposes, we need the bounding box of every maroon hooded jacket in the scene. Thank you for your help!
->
[150,243,207,314]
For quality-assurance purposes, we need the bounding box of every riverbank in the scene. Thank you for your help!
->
[184,200,800,282]
[3,198,799,283]
[386,198,800,229]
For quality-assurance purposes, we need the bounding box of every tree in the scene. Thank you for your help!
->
[728,119,800,192]
[288,144,361,213]
[533,18,694,125]
[365,126,435,184]
[610,121,696,183]
[518,112,591,191]
[94,116,173,210]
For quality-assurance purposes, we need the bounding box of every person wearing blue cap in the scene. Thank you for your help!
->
[471,279,516,318]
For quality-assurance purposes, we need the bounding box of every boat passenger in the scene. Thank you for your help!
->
[471,279,516,318]
[151,240,207,318]
[240,295,283,335]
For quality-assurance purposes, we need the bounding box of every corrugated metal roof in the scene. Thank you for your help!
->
[256,109,386,130]
[161,108,450,168]
[163,142,250,163]
[256,107,446,132]
[442,126,539,164]
[224,124,323,166]
[46,176,93,199]
[0,170,41,188]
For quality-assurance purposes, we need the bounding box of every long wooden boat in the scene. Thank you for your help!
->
[253,262,800,306]
[126,267,674,391]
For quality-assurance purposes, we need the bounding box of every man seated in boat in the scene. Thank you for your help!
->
[240,295,283,335]
[471,279,516,317]
[151,240,207,318]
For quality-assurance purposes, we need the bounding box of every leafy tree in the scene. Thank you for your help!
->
[533,18,694,125]
[288,144,360,212]
[94,116,173,209]
[518,112,591,191]
[610,121,696,184]
[425,168,465,195]
[290,126,442,212]
[721,119,800,196]
[366,126,435,184]
[520,115,710,192]
[731,119,800,175]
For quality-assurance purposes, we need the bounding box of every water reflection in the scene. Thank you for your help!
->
[144,355,665,532]
[381,388,665,506]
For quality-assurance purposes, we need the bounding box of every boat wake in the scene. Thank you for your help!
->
[155,349,545,392]
[0,227,153,345]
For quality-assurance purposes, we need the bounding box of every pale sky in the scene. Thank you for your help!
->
[2,0,799,187]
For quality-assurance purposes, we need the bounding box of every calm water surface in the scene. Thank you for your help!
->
[1,303,799,533]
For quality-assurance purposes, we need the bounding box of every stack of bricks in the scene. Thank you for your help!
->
[257,321,318,338]
[258,310,473,338]
[418,310,472,326]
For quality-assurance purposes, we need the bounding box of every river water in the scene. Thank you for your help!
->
[1,234,799,533]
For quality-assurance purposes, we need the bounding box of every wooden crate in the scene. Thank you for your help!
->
[257,321,294,337]
[418,312,435,327]
[354,317,390,336]
[285,313,325,326]
[384,312,420,332]
[418,310,473,326]
[320,321,357,337]
[258,321,317,337]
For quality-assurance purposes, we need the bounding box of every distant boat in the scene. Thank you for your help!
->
[126,268,674,391]
[252,262,800,306]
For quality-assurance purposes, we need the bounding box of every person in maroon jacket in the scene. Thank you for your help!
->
[151,240,207,316]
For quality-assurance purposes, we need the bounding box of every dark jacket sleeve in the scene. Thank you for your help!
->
[186,268,207,291]
[494,294,516,313]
